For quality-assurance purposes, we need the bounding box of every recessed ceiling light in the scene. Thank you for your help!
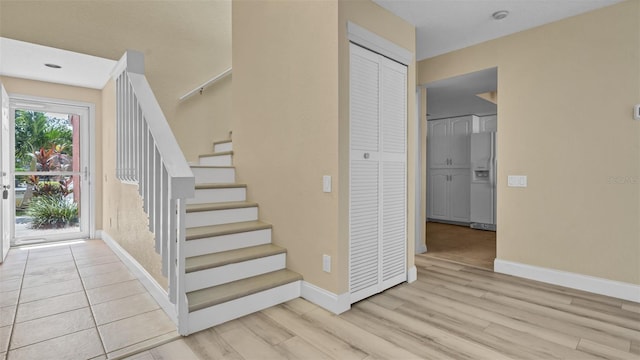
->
[44,63,62,69]
[492,10,509,20]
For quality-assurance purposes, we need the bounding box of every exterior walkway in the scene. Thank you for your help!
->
[0,240,178,360]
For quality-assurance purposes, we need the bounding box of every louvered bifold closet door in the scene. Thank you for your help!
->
[349,43,407,304]
[349,44,381,303]
[380,57,407,290]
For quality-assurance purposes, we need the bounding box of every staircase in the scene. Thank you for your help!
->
[181,139,302,334]
[112,51,300,336]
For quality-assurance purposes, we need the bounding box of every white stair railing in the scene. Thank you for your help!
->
[179,67,232,101]
[112,50,194,334]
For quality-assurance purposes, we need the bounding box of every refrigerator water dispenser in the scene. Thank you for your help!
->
[473,169,490,182]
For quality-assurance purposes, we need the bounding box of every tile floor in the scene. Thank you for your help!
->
[0,240,179,360]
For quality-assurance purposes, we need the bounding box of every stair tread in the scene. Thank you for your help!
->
[186,201,257,213]
[199,151,233,157]
[187,269,302,312]
[195,183,246,190]
[191,165,234,169]
[186,220,272,240]
[213,139,232,146]
[186,244,286,273]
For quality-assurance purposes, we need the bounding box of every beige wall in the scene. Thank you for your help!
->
[0,76,104,230]
[337,0,417,291]
[1,1,232,285]
[0,0,232,161]
[419,0,640,284]
[233,0,415,294]
[101,79,166,288]
[232,0,341,293]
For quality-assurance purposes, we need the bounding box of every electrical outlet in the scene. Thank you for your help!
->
[322,254,331,273]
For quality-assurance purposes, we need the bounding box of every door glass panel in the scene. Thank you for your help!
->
[13,109,85,244]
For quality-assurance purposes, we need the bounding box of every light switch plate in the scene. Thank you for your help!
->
[508,175,527,187]
[322,254,331,272]
[323,175,332,193]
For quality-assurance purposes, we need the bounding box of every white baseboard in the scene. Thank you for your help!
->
[97,230,178,324]
[407,266,417,283]
[301,281,350,314]
[494,259,640,303]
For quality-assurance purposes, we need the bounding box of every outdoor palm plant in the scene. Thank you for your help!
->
[14,110,77,229]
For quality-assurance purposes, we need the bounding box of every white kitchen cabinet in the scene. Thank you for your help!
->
[427,116,474,169]
[428,168,470,222]
[427,115,474,223]
[474,115,497,133]
[349,43,407,304]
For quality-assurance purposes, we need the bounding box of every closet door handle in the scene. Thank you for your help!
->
[363,153,370,159]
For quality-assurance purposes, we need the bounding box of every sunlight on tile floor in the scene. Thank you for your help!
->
[0,240,178,360]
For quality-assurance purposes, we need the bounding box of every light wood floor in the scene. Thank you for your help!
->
[425,221,496,270]
[126,256,640,360]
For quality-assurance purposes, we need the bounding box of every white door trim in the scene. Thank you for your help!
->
[0,82,10,262]
[347,21,413,66]
[8,93,96,241]
[415,87,427,254]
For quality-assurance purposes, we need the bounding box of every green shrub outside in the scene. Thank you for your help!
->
[26,195,78,229]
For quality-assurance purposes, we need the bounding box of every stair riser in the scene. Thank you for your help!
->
[192,167,235,184]
[184,229,272,258]
[185,207,258,228]
[187,188,246,205]
[186,281,301,335]
[199,154,232,167]
[214,142,233,153]
[185,253,286,292]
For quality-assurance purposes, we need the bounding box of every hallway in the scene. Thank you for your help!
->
[0,240,178,359]
[424,222,496,270]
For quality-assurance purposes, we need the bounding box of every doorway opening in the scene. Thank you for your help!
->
[9,97,91,245]
[423,67,497,270]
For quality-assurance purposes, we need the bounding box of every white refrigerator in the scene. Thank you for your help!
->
[470,132,496,231]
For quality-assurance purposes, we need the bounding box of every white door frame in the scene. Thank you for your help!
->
[415,86,427,254]
[8,93,96,243]
[1,82,11,262]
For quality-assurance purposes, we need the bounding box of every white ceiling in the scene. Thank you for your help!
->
[426,67,497,119]
[0,37,116,90]
[0,1,623,90]
[372,0,624,60]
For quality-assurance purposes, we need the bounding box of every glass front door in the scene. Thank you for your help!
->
[10,99,90,245]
